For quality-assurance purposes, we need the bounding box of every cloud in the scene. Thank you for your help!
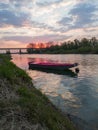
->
[0,3,9,9]
[58,2,97,29]
[0,9,29,27]
[0,40,27,48]
[31,34,70,42]
[9,0,31,7]
[70,2,97,27]
[36,0,63,7]
[1,36,33,43]
[1,34,71,44]
[0,0,98,48]
[30,21,59,33]
[58,17,73,26]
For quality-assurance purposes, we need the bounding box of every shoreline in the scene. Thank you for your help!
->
[0,54,77,130]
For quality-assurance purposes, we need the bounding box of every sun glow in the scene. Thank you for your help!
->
[27,42,55,49]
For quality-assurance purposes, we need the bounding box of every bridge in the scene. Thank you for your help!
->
[0,48,45,54]
[0,48,28,54]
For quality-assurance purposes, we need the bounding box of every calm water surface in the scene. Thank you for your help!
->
[12,54,98,130]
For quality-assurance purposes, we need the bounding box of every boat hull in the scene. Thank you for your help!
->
[28,62,78,70]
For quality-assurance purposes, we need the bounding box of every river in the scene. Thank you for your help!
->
[12,54,98,130]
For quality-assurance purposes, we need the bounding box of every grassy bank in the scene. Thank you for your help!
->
[0,54,76,130]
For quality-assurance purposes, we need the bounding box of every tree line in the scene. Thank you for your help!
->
[27,37,98,54]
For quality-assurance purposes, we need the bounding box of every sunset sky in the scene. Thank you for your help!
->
[0,0,98,48]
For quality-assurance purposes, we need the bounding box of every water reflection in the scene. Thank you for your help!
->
[11,54,98,130]
[28,57,55,63]
[29,67,77,77]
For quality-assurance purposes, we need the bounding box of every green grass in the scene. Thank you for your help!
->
[0,54,76,130]
[0,54,31,84]
[17,86,76,130]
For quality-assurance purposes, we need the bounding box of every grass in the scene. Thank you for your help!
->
[16,86,76,130]
[0,54,76,130]
[0,54,31,84]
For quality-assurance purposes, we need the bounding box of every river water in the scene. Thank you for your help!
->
[12,54,98,130]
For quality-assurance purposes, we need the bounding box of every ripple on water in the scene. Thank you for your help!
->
[12,54,98,130]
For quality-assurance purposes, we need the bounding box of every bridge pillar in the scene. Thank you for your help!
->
[19,49,22,54]
[6,49,10,54]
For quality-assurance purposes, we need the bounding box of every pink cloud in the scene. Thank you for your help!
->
[0,40,28,48]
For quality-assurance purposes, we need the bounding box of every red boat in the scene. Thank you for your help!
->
[28,61,78,70]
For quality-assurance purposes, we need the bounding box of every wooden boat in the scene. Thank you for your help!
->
[28,61,78,70]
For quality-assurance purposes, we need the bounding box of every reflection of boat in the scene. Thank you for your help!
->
[28,62,78,70]
[28,67,77,77]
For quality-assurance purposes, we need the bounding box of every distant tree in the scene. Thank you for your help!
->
[90,37,98,48]
[81,38,89,47]
[26,43,35,53]
[46,41,54,48]
[27,43,35,48]
[26,37,98,54]
[74,39,80,49]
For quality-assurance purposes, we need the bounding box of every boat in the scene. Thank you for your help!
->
[28,61,78,70]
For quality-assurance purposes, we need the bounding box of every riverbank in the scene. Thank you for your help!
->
[0,54,77,130]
